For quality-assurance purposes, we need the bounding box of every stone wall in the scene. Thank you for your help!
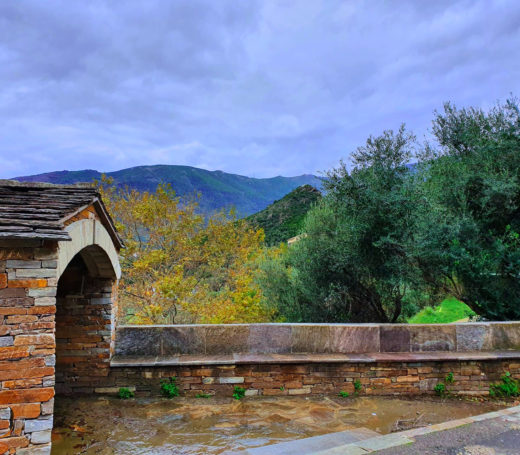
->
[109,322,520,399]
[0,216,119,454]
[0,240,58,455]
[107,359,520,398]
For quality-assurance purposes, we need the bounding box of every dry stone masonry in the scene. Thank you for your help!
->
[109,323,520,398]
[0,181,122,455]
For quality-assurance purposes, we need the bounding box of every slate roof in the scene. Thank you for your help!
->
[0,180,123,248]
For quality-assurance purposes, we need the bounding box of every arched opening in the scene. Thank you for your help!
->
[55,245,117,395]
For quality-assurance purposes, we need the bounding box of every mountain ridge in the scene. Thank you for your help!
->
[14,164,321,216]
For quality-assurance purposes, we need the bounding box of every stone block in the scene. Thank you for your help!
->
[380,326,410,352]
[90,297,112,305]
[28,288,56,298]
[41,399,54,416]
[329,325,380,353]
[31,430,52,444]
[0,287,26,298]
[491,323,520,350]
[15,269,55,279]
[456,324,492,351]
[14,334,55,346]
[291,325,330,353]
[161,326,205,355]
[249,325,291,354]
[10,403,41,419]
[115,327,162,356]
[419,378,439,392]
[0,387,54,406]
[0,346,30,361]
[288,387,311,395]
[6,260,41,269]
[17,444,51,455]
[42,377,55,387]
[33,297,55,306]
[8,279,47,289]
[41,260,57,269]
[218,377,244,384]
[24,417,53,433]
[0,337,13,347]
[205,325,249,354]
[409,325,456,351]
[0,407,10,420]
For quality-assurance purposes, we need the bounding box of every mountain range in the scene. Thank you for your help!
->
[14,165,321,216]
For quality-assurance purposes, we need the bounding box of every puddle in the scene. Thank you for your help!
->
[50,395,504,454]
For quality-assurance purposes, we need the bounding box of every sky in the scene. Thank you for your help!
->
[1,0,520,179]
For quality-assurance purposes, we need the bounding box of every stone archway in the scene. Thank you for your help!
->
[0,181,122,454]
[54,218,121,395]
[57,218,121,281]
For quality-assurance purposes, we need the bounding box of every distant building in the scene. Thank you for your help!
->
[287,233,307,246]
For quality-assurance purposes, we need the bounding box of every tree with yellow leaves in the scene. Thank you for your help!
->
[97,177,272,324]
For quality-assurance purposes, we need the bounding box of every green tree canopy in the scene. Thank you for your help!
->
[415,98,520,320]
[259,126,423,322]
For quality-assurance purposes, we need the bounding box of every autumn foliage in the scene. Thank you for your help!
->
[98,178,272,324]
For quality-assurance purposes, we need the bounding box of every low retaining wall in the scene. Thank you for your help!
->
[106,358,520,398]
[101,322,520,398]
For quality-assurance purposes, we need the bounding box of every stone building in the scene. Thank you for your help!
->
[0,181,122,455]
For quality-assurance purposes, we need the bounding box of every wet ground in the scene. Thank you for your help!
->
[50,395,504,454]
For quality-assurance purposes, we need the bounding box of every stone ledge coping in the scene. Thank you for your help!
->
[115,322,520,358]
[110,350,520,367]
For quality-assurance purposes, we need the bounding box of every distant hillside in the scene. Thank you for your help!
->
[246,184,322,245]
[15,165,322,216]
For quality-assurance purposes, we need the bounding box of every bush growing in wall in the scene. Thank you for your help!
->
[233,386,246,400]
[434,372,455,397]
[160,377,180,398]
[489,372,520,398]
[118,387,134,399]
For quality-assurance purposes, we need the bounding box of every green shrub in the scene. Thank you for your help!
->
[338,390,350,398]
[353,380,362,394]
[118,387,134,399]
[195,393,211,399]
[232,386,246,400]
[489,372,520,398]
[434,382,446,397]
[160,377,180,398]
[434,372,455,397]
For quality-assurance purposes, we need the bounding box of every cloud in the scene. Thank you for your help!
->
[0,0,519,178]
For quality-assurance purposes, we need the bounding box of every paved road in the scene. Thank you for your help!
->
[376,412,520,455]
